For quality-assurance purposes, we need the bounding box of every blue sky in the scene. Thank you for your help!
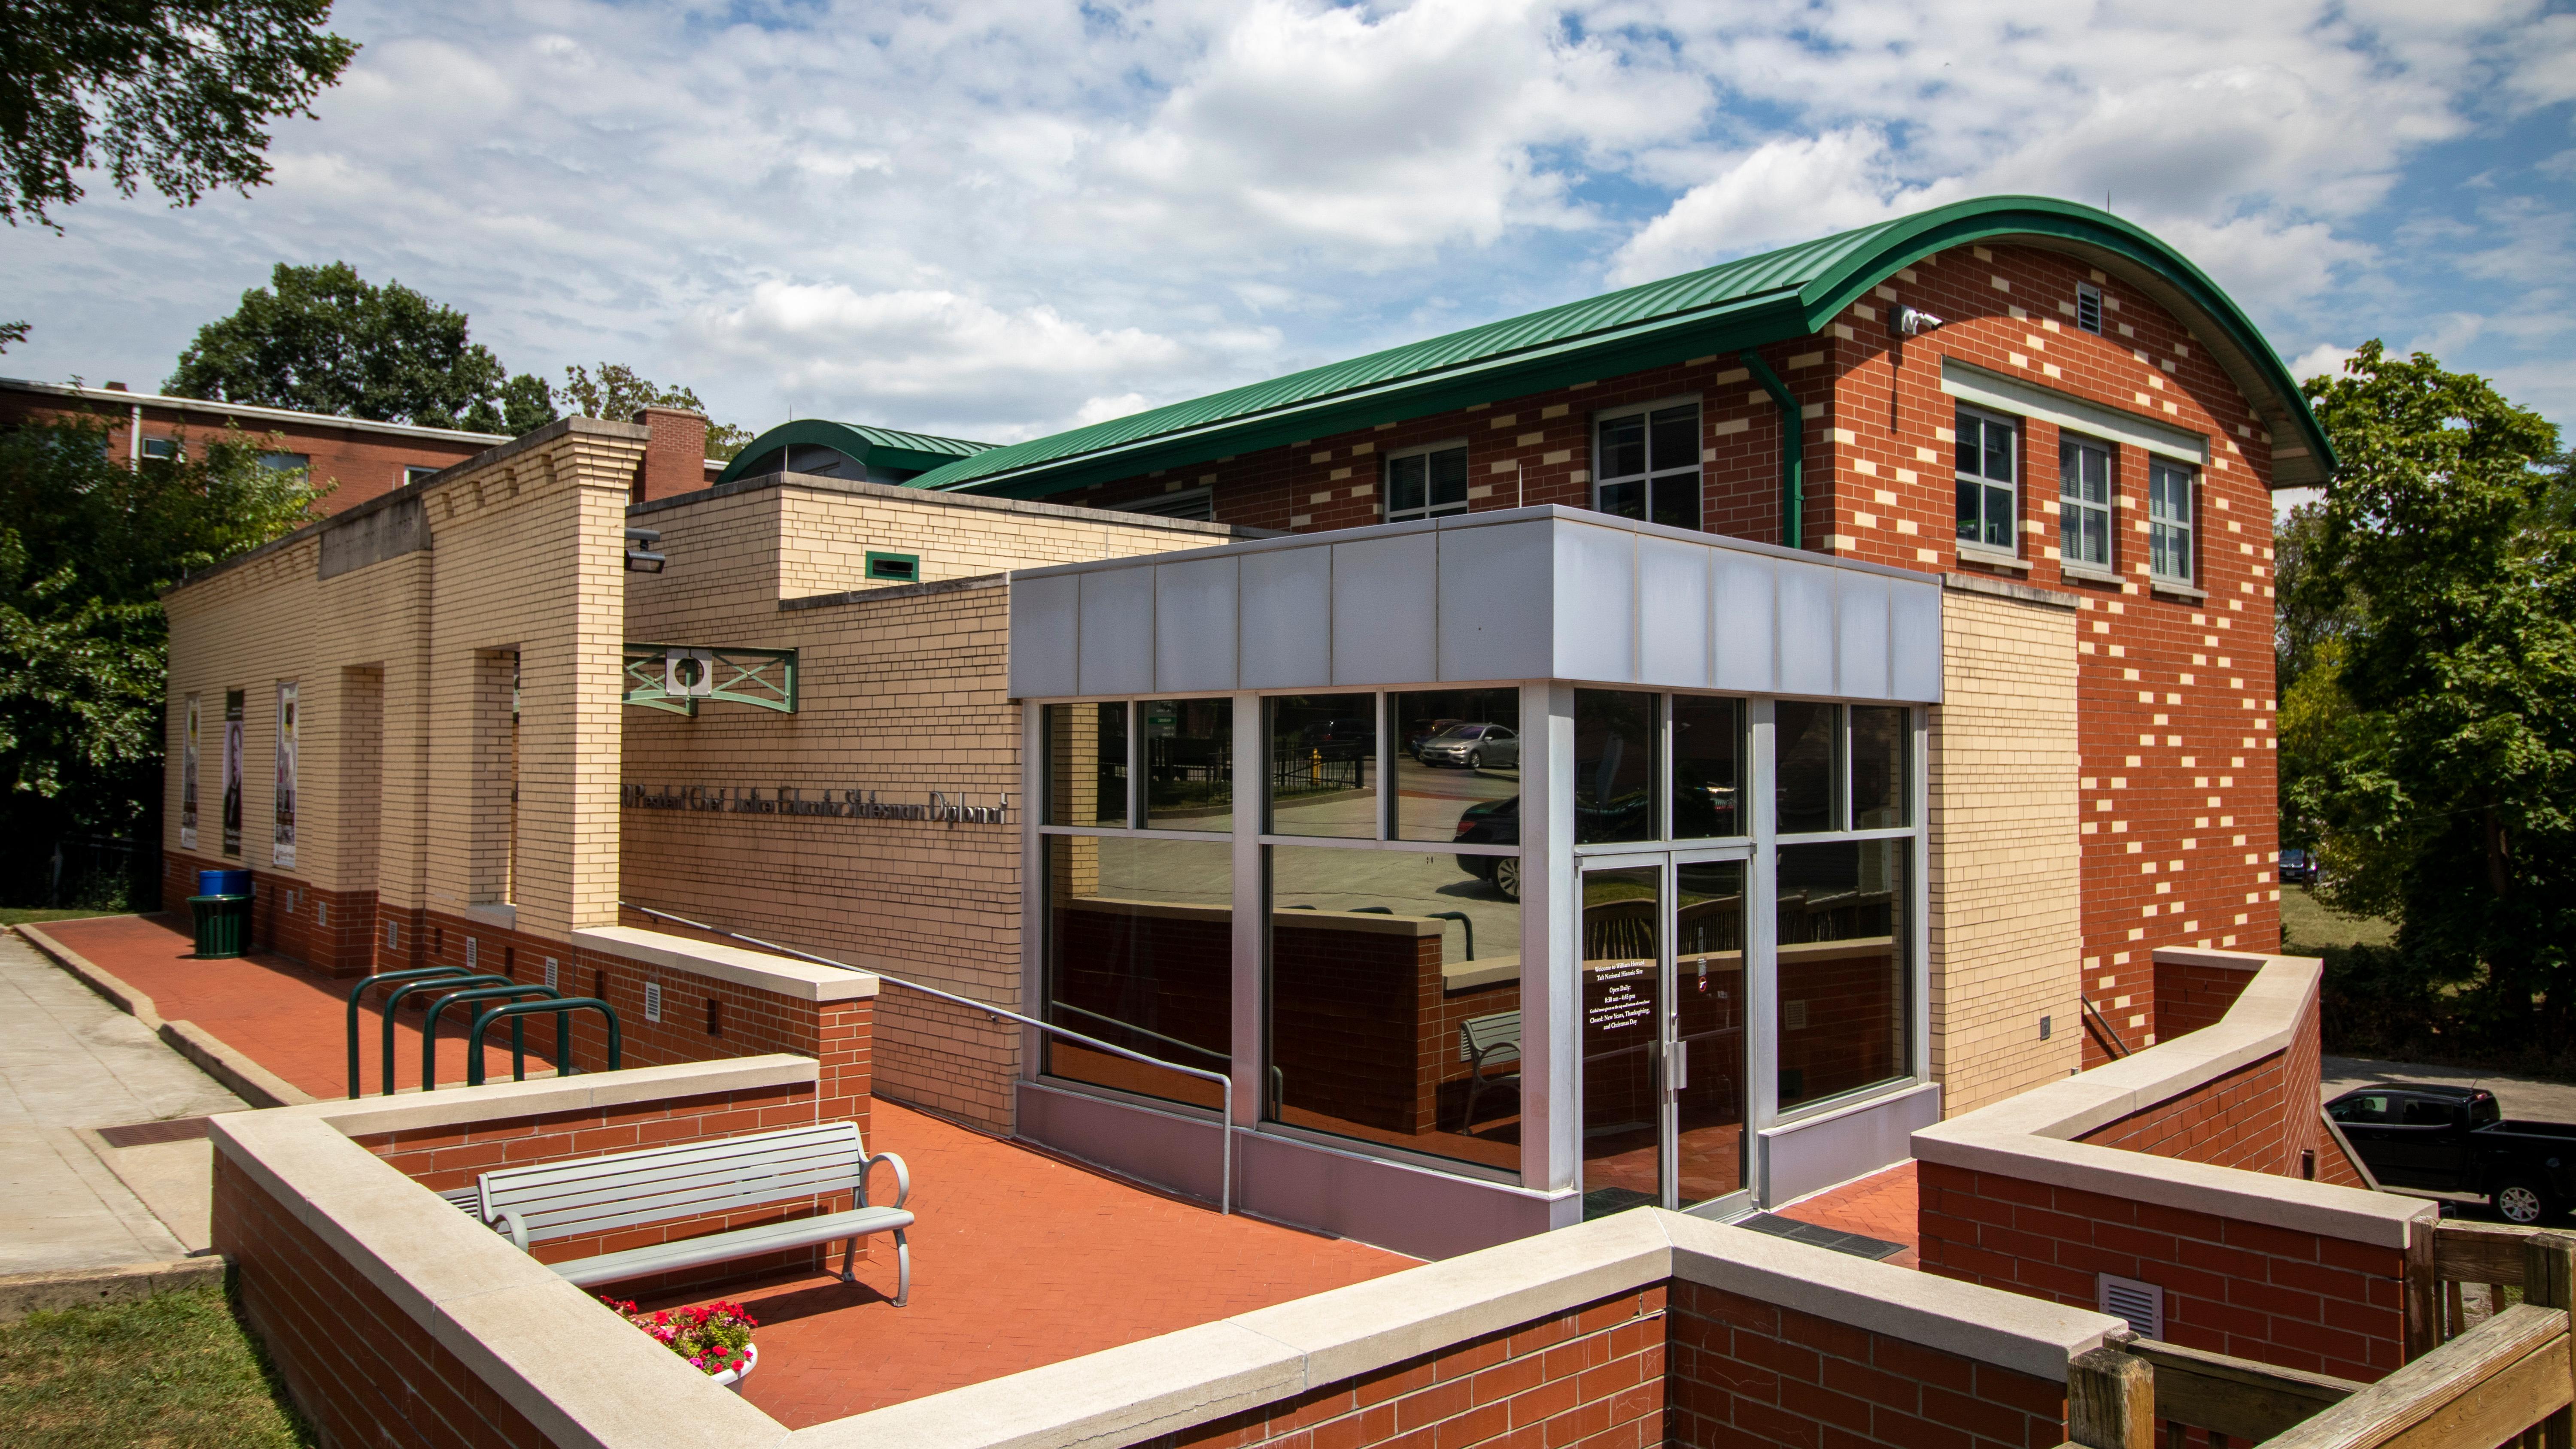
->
[4,0,2570,452]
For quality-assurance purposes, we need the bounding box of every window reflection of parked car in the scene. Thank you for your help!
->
[1452,796,1520,900]
[2280,848,2319,885]
[1298,718,1374,761]
[1404,718,1464,758]
[1419,722,1519,770]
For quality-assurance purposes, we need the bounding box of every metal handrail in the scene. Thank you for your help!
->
[346,967,471,1099]
[467,998,619,1086]
[619,900,1236,1214]
[2078,993,2132,1058]
[422,984,560,1092]
[1046,999,1229,1068]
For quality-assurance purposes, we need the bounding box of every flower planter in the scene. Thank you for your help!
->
[708,1340,757,1391]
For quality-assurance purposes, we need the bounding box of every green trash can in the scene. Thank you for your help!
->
[189,894,251,958]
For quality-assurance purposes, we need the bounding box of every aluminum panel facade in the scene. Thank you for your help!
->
[1008,571,1081,698]
[1712,553,1779,694]
[1551,521,1638,685]
[1154,555,1239,694]
[1236,544,1334,689]
[1330,530,1439,686]
[1076,566,1155,696]
[1637,534,1714,689]
[1436,520,1553,684]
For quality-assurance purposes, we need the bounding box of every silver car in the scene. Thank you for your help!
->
[1417,722,1519,770]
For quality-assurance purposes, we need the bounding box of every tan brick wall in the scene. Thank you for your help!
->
[1929,584,2082,1116]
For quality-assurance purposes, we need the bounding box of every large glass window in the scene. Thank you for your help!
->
[1955,406,2018,553]
[1394,688,1521,849]
[1139,698,1231,831]
[1267,845,1522,1171]
[2149,459,2196,583]
[2060,437,2112,570]
[1044,702,1127,827]
[1595,403,1701,530]
[1579,863,1661,1216]
[1671,695,1744,840]
[1267,695,1377,838]
[1849,706,1909,829]
[1574,690,1656,844]
[1043,835,1232,1109]
[1776,840,1911,1110]
[1386,445,1469,523]
[1774,702,1839,835]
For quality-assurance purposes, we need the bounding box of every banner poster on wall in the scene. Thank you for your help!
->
[273,681,298,868]
[180,695,200,851]
[222,689,245,858]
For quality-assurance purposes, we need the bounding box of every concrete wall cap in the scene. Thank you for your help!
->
[436,1279,786,1449]
[1661,1213,2118,1382]
[1914,1132,2434,1248]
[787,1321,1303,1449]
[2152,945,2269,973]
[575,927,879,1001]
[238,1055,818,1137]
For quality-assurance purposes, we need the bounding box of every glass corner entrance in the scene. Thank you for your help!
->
[1579,851,1750,1219]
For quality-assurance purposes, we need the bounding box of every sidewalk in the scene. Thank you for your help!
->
[0,928,246,1273]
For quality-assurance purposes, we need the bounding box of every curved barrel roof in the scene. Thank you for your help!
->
[907,195,2333,497]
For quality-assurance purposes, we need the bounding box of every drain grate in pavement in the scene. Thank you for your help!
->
[1733,1212,1908,1261]
[97,1116,215,1148]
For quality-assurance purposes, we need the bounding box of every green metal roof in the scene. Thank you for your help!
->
[908,195,2333,496]
[714,418,995,487]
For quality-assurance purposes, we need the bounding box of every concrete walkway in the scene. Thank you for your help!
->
[0,929,245,1271]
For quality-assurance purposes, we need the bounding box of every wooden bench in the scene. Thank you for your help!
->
[472,1122,914,1306]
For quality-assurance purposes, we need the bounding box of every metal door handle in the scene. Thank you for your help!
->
[1670,1039,1687,1092]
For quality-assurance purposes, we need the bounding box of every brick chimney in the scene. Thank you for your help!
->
[630,407,708,504]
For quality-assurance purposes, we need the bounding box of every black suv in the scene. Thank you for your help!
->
[2327,1082,2576,1225]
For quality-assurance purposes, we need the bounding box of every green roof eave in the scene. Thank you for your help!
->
[714,418,996,488]
[909,195,2334,498]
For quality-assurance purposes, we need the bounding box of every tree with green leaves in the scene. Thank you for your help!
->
[557,362,753,458]
[0,416,319,904]
[2290,340,2573,1045]
[0,0,357,229]
[166,262,557,434]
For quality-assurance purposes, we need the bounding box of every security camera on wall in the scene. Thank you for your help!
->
[1893,305,1946,336]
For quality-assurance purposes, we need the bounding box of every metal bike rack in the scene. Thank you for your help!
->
[344,966,470,1099]
[420,983,562,1092]
[466,998,620,1087]
[380,974,511,1097]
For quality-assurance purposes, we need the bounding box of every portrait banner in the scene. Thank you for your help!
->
[180,695,200,852]
[222,690,244,858]
[273,682,298,868]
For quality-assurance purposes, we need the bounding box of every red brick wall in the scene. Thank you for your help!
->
[632,407,707,504]
[2077,970,2324,1180]
[1157,1287,1668,1449]
[161,848,378,975]
[1917,1164,2405,1382]
[2154,959,2258,1040]
[350,1078,856,1295]
[213,1150,561,1449]
[0,388,495,517]
[1666,1278,2068,1448]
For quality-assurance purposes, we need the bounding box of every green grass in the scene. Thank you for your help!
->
[0,907,123,927]
[2279,886,2395,952]
[0,1282,312,1449]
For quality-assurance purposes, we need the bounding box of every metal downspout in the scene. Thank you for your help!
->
[1739,351,1804,550]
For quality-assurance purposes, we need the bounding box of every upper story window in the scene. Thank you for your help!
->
[263,452,311,474]
[2148,459,2196,583]
[1385,443,1468,523]
[1953,406,2018,555]
[1595,402,1700,530]
[2060,438,2112,571]
[141,437,180,461]
[2076,282,2105,335]
[404,465,439,486]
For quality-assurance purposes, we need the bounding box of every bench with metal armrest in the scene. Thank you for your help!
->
[463,1121,915,1306]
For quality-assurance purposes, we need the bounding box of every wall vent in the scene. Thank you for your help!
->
[2097,1273,2164,1340]
[644,981,663,1023]
[542,957,558,991]
[465,938,478,971]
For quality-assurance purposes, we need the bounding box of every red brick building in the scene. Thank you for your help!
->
[869,194,2326,1070]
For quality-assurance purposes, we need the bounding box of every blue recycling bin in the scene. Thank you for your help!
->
[197,869,252,897]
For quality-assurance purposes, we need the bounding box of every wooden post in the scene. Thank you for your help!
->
[2524,1233,2576,1449]
[2071,1345,2156,1449]
[2405,1219,2441,1361]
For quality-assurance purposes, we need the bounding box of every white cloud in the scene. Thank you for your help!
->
[2288,343,2358,385]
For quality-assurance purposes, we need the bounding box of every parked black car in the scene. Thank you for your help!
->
[1453,796,1520,900]
[2279,848,2319,885]
[2326,1082,2576,1225]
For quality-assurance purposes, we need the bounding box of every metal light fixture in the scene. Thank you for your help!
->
[624,527,665,573]
[1893,304,1946,336]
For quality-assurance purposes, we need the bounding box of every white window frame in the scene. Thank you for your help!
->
[1591,395,1703,530]
[2148,458,2196,585]
[1954,404,2020,561]
[2059,434,2115,575]
[1382,438,1470,524]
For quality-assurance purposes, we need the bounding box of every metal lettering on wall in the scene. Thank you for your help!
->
[621,785,1010,825]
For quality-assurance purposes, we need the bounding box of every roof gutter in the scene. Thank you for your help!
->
[1739,351,1804,551]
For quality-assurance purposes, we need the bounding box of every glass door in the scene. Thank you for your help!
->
[1579,852,1752,1219]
